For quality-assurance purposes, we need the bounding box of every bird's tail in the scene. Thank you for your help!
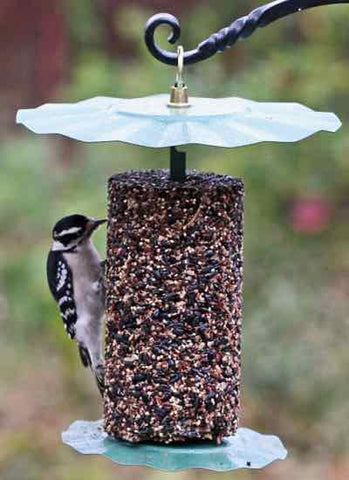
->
[78,344,105,396]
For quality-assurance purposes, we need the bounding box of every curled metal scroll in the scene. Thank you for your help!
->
[144,0,349,66]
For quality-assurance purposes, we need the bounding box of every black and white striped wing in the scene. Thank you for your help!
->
[47,250,77,339]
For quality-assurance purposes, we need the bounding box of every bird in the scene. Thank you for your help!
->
[46,214,107,395]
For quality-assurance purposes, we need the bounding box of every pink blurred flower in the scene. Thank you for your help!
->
[290,197,332,234]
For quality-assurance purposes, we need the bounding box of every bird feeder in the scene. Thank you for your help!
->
[16,0,347,472]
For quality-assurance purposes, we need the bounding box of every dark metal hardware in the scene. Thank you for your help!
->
[144,0,349,66]
[170,147,186,182]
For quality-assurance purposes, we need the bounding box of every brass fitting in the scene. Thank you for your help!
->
[168,46,190,108]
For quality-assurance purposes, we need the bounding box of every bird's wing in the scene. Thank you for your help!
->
[46,250,78,339]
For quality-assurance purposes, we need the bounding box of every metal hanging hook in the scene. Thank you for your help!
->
[176,45,184,87]
[168,45,190,108]
[144,0,349,66]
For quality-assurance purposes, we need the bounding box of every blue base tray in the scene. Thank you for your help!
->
[62,420,288,472]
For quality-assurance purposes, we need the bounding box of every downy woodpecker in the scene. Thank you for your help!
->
[46,214,106,394]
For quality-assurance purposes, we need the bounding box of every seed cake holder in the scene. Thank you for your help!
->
[16,0,349,472]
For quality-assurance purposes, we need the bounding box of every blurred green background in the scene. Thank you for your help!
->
[0,1,348,479]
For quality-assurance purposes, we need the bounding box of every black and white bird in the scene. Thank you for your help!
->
[46,214,107,395]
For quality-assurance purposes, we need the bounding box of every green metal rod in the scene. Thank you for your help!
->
[170,147,186,182]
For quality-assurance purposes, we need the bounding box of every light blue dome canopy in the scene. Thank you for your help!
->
[16,94,341,148]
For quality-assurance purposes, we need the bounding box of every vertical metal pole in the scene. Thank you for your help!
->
[170,146,186,182]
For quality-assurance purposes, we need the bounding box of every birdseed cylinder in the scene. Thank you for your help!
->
[104,169,244,444]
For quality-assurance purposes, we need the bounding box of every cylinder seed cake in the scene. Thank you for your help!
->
[104,169,243,444]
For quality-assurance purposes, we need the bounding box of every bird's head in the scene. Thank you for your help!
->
[52,214,106,252]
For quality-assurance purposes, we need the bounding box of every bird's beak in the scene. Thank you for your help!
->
[87,218,107,235]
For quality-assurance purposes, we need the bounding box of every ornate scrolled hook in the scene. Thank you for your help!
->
[145,0,349,67]
[144,13,206,66]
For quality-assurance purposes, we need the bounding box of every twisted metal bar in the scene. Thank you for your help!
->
[144,0,349,66]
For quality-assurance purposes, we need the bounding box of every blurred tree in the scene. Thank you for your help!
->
[0,0,68,131]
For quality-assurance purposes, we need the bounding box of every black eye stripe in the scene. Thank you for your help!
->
[58,232,82,245]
